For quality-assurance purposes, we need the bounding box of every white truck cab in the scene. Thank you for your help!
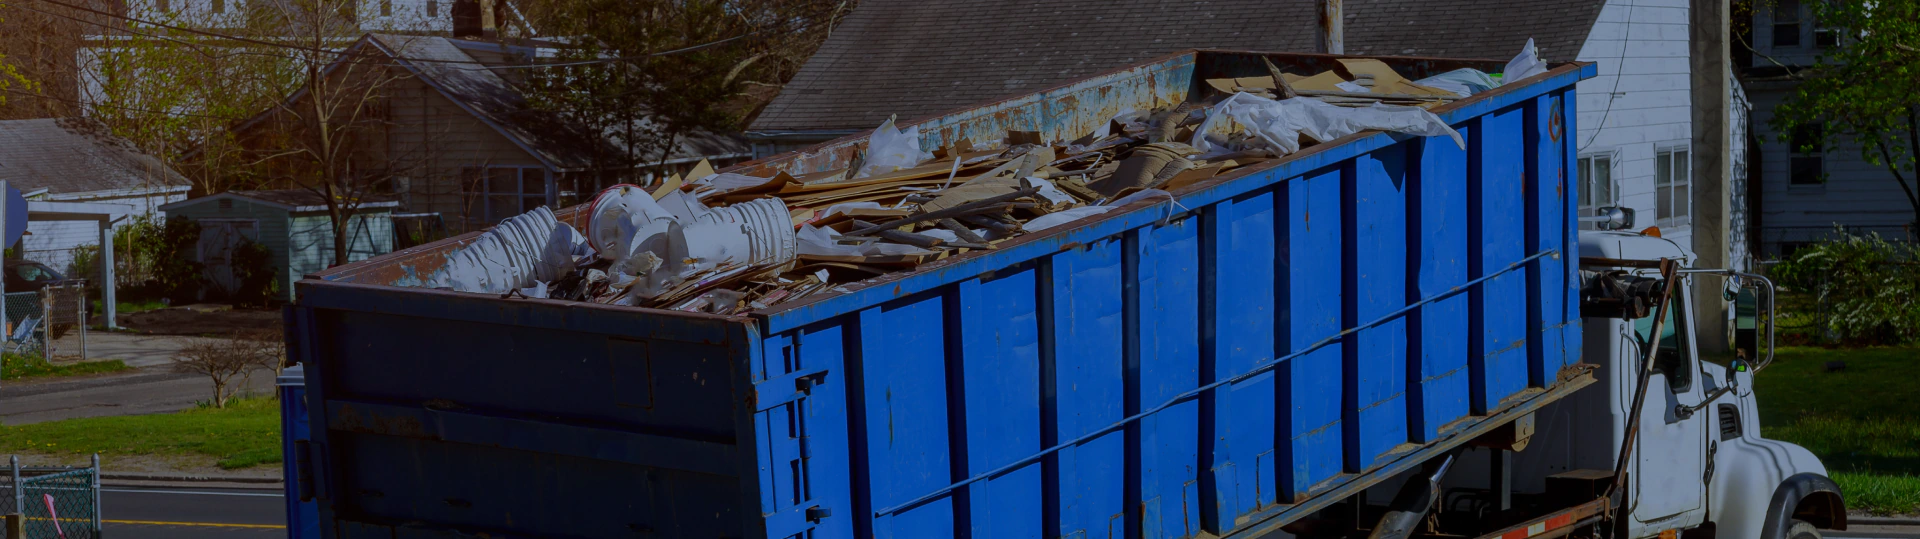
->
[1565,230,1843,539]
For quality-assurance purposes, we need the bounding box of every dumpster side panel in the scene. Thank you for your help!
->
[1135,218,1203,539]
[293,291,763,539]
[1410,137,1471,443]
[1208,188,1280,526]
[958,268,1044,539]
[1471,107,1531,415]
[1281,166,1346,502]
[1348,145,1410,473]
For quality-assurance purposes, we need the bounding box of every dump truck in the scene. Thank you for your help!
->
[281,50,1843,539]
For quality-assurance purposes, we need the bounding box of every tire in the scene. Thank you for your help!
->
[1786,520,1822,539]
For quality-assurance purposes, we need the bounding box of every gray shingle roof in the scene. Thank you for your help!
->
[0,118,190,194]
[366,35,749,170]
[751,0,1604,133]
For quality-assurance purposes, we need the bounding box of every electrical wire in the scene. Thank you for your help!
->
[1578,0,1633,153]
[1,87,247,120]
[29,0,842,71]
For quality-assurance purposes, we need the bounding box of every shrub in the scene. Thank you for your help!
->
[172,329,283,408]
[231,239,279,306]
[66,214,205,304]
[1770,229,1920,345]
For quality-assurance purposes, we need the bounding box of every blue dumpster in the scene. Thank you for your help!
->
[277,365,319,539]
[286,50,1596,538]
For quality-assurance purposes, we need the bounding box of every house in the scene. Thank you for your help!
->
[751,0,1748,346]
[0,118,191,271]
[159,189,398,302]
[1742,0,1912,256]
[226,33,749,235]
[752,0,1711,246]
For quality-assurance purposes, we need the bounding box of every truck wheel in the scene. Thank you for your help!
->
[1787,520,1822,539]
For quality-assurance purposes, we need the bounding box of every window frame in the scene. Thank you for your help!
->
[465,166,553,224]
[1789,123,1826,186]
[1772,0,1803,48]
[1655,146,1692,229]
[1635,285,1696,393]
[1577,153,1617,230]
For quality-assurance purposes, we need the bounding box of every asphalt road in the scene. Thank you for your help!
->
[99,486,286,539]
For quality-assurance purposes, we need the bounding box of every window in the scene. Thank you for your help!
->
[211,0,223,13]
[466,166,550,223]
[1577,155,1615,229]
[427,0,438,16]
[1633,289,1693,392]
[380,0,391,15]
[1790,123,1825,185]
[155,0,169,11]
[1655,148,1691,228]
[1772,0,1802,47]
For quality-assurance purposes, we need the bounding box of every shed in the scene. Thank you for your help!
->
[159,189,398,302]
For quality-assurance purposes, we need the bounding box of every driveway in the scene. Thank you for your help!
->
[50,331,197,368]
[2,332,277,425]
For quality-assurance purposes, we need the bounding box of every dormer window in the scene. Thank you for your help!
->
[1772,0,1802,48]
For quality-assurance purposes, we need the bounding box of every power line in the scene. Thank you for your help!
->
[0,86,247,119]
[28,0,841,70]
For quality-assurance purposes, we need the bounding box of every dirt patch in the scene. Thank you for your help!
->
[112,307,280,336]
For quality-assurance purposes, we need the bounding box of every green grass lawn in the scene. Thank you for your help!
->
[0,353,130,380]
[1755,346,1920,515]
[0,395,281,470]
[91,299,167,316]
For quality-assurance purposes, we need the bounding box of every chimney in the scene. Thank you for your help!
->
[451,0,482,38]
[1317,0,1343,55]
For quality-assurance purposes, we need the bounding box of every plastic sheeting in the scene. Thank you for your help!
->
[1415,68,1499,97]
[1193,92,1465,156]
[855,116,934,179]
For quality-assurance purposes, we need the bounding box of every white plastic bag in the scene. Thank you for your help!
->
[1193,93,1464,156]
[1503,38,1548,86]
[855,115,932,178]
[1415,68,1498,97]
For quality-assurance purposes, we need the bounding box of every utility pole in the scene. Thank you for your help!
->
[1691,0,1733,354]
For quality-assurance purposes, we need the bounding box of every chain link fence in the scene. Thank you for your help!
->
[2,455,100,539]
[1,283,89,363]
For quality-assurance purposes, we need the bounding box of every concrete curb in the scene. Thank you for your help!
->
[1851,516,1920,526]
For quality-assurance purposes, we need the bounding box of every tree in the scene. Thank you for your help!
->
[0,1,44,109]
[238,0,438,266]
[521,0,852,181]
[1769,0,1920,228]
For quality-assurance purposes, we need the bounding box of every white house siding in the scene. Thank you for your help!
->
[1746,85,1915,255]
[1572,0,1695,251]
[1745,4,1916,257]
[21,189,188,274]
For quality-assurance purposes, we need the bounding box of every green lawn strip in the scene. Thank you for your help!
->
[0,395,282,470]
[1753,347,1920,425]
[1831,472,1920,516]
[1754,346,1920,514]
[1,353,130,380]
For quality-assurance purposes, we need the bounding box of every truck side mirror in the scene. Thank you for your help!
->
[1729,359,1754,397]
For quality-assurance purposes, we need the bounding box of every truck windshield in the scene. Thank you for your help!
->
[1633,292,1693,392]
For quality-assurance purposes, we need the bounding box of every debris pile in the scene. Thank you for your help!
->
[428,56,1532,314]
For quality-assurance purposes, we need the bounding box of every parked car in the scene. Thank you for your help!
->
[5,259,71,292]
